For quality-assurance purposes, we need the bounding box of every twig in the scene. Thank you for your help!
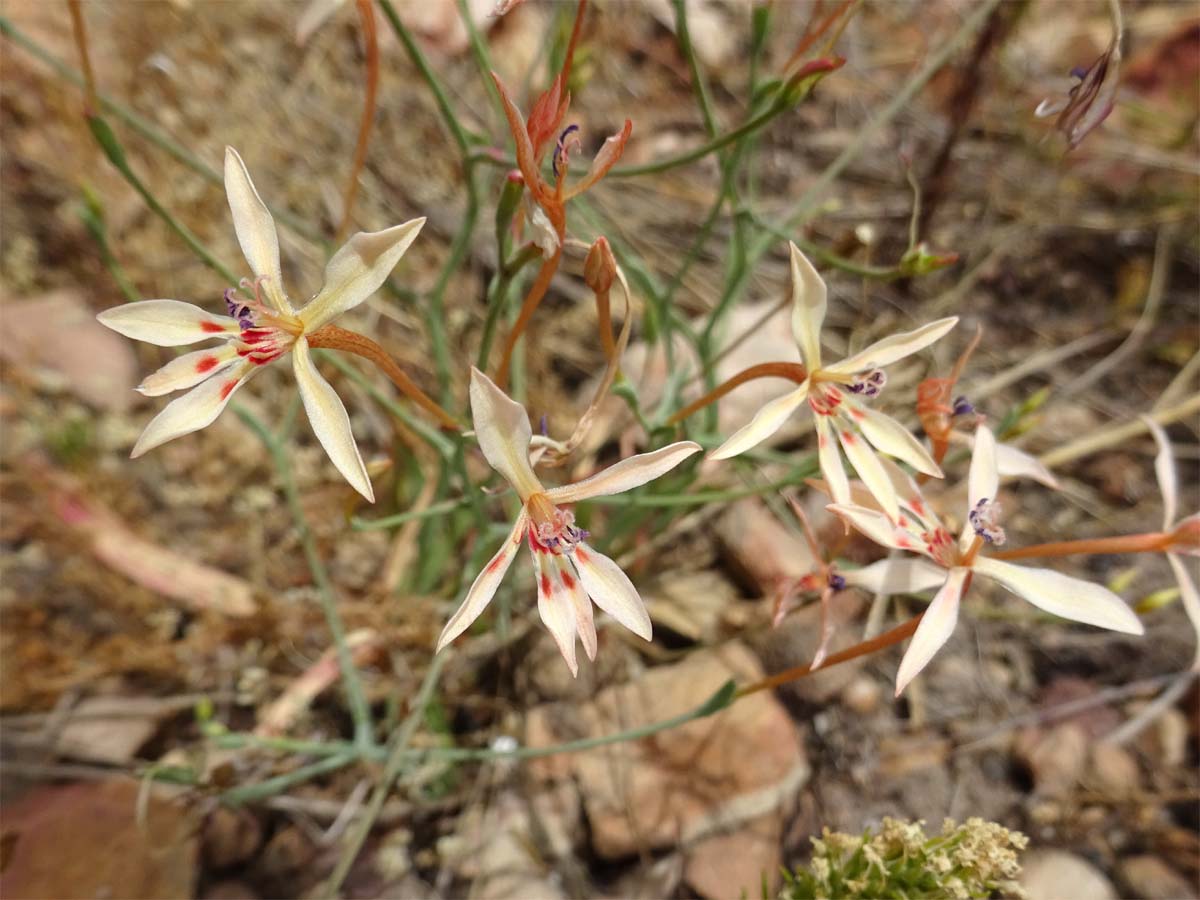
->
[1103,670,1198,746]
[1037,394,1200,469]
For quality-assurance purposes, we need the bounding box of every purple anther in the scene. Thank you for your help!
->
[952,395,975,417]
[539,413,549,436]
[848,369,887,398]
[1070,65,1088,80]
[224,288,254,329]
[968,498,1007,545]
[828,572,846,591]
[552,124,581,178]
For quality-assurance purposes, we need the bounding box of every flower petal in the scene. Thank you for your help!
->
[972,556,1144,635]
[851,402,942,477]
[292,337,373,502]
[788,243,826,370]
[709,383,808,461]
[536,546,578,676]
[815,413,850,505]
[824,317,958,375]
[299,218,426,332]
[97,300,240,347]
[843,557,948,595]
[1167,553,1200,671]
[895,568,967,696]
[490,72,540,192]
[959,424,1000,553]
[138,344,241,397]
[569,543,652,641]
[1144,416,1178,530]
[551,552,596,662]
[436,512,527,652]
[837,424,899,521]
[826,504,931,558]
[468,367,541,498]
[224,147,291,314]
[545,441,701,504]
[564,119,633,199]
[130,360,256,457]
[993,441,1061,490]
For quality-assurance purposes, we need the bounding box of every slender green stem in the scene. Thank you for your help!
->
[477,245,541,370]
[352,496,471,531]
[235,408,376,751]
[221,753,358,806]
[672,0,720,141]
[427,176,480,399]
[456,0,502,110]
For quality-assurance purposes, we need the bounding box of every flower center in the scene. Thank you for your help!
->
[807,381,845,417]
[526,493,588,556]
[923,526,957,568]
[847,369,887,398]
[225,277,301,366]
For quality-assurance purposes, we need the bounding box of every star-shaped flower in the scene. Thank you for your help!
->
[710,243,957,520]
[827,425,1144,695]
[436,368,701,674]
[97,147,424,502]
[1145,418,1200,670]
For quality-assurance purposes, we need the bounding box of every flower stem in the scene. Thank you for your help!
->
[334,0,379,243]
[991,532,1172,562]
[64,0,97,111]
[305,325,461,431]
[666,362,807,425]
[495,248,563,389]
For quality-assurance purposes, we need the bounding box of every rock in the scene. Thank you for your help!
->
[1085,743,1140,797]
[0,780,197,899]
[0,289,137,411]
[716,498,816,590]
[201,881,260,900]
[642,570,741,644]
[841,676,883,715]
[684,813,782,900]
[54,694,173,764]
[203,806,263,870]
[1014,723,1088,796]
[525,641,808,859]
[1021,850,1117,900]
[1117,855,1195,900]
[751,591,866,704]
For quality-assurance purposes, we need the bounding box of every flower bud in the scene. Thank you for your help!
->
[584,236,616,296]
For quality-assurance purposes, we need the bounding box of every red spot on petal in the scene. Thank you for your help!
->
[561,571,576,590]
[850,408,865,421]
[200,320,227,333]
[195,355,219,374]
[841,431,854,443]
[574,546,589,563]
[486,554,506,573]
[897,515,907,528]
[897,538,910,549]
[539,574,552,596]
[818,435,828,449]
[912,498,925,515]
[219,380,238,400]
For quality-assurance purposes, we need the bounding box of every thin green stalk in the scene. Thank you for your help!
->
[588,462,816,508]
[456,0,502,110]
[477,245,541,370]
[427,176,480,399]
[672,0,720,141]
[235,408,376,752]
[86,115,239,285]
[352,496,471,530]
[221,752,358,806]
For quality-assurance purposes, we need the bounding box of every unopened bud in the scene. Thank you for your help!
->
[584,236,616,295]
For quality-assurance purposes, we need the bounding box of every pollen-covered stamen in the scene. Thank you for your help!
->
[969,498,1007,545]
[552,124,581,178]
[527,500,589,556]
[847,369,887,398]
[828,572,846,591]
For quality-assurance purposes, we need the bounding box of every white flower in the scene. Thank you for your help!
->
[710,243,957,520]
[828,426,1144,695]
[97,147,424,502]
[1145,418,1200,670]
[436,368,701,674]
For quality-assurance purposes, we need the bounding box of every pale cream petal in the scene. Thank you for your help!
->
[436,513,527,652]
[815,413,850,505]
[895,568,967,696]
[527,204,560,259]
[972,556,1144,635]
[788,242,826,370]
[994,441,1061,490]
[960,424,999,555]
[826,504,932,558]
[851,402,942,477]
[468,367,541,498]
[224,147,290,314]
[545,441,701,504]
[299,218,426,332]
[838,424,899,521]
[824,317,958,375]
[878,456,941,531]
[131,360,257,457]
[551,553,596,662]
[292,337,373,502]
[138,344,241,397]
[569,543,652,641]
[97,300,239,346]
[843,557,948,595]
[1166,553,1200,671]
[708,384,808,460]
[536,547,578,676]
[1144,416,1178,530]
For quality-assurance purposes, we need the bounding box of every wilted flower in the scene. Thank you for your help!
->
[97,147,424,502]
[710,243,957,520]
[436,368,701,673]
[828,426,1144,695]
[1035,37,1122,150]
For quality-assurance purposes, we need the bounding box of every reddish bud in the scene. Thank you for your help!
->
[584,236,616,295]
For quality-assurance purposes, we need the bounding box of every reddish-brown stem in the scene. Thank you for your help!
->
[66,0,98,112]
[335,0,379,243]
[495,247,563,389]
[665,362,808,426]
[561,0,588,87]
[991,532,1172,561]
[784,0,852,74]
[737,612,923,698]
[595,287,615,360]
[306,325,461,431]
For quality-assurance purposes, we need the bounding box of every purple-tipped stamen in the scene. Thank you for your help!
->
[968,498,1007,545]
[552,124,581,178]
[828,572,846,591]
[952,395,975,417]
